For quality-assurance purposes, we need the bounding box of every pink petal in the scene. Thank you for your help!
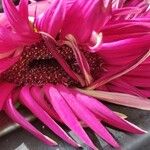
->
[0,56,19,73]
[58,85,119,148]
[72,88,146,134]
[36,0,66,38]
[44,85,97,149]
[2,0,39,42]
[61,0,111,42]
[0,26,40,53]
[0,83,15,110]
[4,97,57,146]
[31,86,62,122]
[42,36,85,86]
[112,7,142,16]
[18,0,29,21]
[20,86,79,147]
[110,79,145,97]
[90,50,150,89]
[28,0,51,17]
[2,0,31,33]
[65,35,93,85]
[99,35,150,52]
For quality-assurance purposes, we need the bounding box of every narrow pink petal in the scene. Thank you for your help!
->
[89,50,150,89]
[79,89,150,110]
[2,0,39,42]
[102,21,150,42]
[44,85,97,150]
[0,83,15,110]
[18,0,28,21]
[20,86,79,147]
[112,0,125,9]
[110,79,145,97]
[0,26,39,53]
[73,89,146,134]
[31,86,62,122]
[122,76,150,88]
[42,36,85,86]
[4,97,57,146]
[59,86,119,148]
[137,88,150,97]
[2,0,31,33]
[61,0,111,42]
[0,27,22,53]
[65,35,93,85]
[99,34,150,52]
[112,7,142,16]
[0,56,19,73]
[0,50,14,59]
[36,0,66,37]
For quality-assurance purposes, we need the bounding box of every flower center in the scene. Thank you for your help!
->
[1,40,103,87]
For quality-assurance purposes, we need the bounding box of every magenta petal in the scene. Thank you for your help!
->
[4,97,57,146]
[99,35,150,53]
[65,35,93,85]
[43,36,85,86]
[2,0,39,42]
[90,50,150,89]
[44,85,97,149]
[58,85,119,148]
[20,86,79,147]
[0,83,15,110]
[73,89,146,134]
[31,86,62,122]
[112,7,142,16]
[0,26,39,51]
[18,0,28,21]
[0,56,19,73]
[36,0,66,37]
[110,79,145,97]
[61,0,111,42]
[28,1,51,16]
[2,0,31,33]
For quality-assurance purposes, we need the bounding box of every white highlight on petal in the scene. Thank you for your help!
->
[28,16,35,23]
[89,31,103,52]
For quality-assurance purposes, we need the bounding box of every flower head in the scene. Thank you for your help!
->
[0,0,150,149]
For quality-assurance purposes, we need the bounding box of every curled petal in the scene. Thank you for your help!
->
[0,83,15,110]
[59,85,120,148]
[44,85,97,150]
[4,97,57,146]
[65,35,93,85]
[2,0,31,33]
[74,88,146,134]
[31,86,61,122]
[88,31,103,52]
[61,0,111,42]
[89,50,150,89]
[20,86,79,147]
[36,0,66,37]
[18,0,29,21]
[42,35,85,86]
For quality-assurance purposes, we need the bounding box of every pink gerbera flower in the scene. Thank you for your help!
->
[0,0,150,149]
